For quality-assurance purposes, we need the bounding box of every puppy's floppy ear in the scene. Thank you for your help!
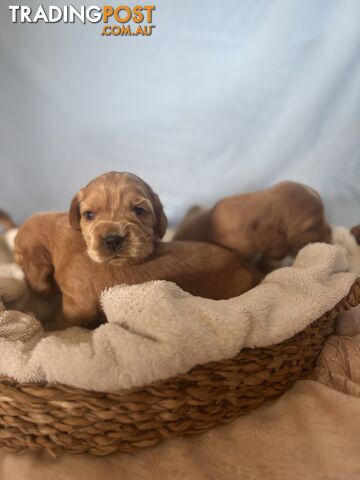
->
[251,218,288,260]
[69,193,81,230]
[150,191,168,239]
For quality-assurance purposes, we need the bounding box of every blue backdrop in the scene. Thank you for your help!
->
[0,0,359,226]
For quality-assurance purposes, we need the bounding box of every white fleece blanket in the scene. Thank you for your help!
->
[0,228,358,392]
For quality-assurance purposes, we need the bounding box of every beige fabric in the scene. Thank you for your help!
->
[1,331,360,480]
[332,226,360,275]
[0,241,356,391]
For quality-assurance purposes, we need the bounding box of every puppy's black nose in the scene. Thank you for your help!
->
[103,235,124,252]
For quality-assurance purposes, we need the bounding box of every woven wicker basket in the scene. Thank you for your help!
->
[0,278,359,456]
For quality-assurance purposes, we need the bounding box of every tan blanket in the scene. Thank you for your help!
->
[1,331,360,480]
[1,235,357,392]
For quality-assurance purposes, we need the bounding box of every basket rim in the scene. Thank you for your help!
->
[0,276,359,397]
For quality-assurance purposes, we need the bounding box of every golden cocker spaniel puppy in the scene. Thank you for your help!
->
[14,172,262,328]
[174,181,332,261]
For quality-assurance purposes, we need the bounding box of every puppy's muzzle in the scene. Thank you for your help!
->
[103,235,124,252]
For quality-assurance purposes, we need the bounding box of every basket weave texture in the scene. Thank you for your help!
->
[0,278,359,456]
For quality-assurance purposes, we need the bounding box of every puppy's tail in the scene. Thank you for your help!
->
[0,208,16,232]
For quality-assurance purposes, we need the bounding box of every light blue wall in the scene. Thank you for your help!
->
[1,0,359,226]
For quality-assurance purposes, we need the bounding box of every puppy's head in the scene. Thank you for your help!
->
[69,172,167,265]
[281,184,332,256]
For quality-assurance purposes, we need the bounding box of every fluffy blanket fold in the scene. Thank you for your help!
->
[0,227,357,392]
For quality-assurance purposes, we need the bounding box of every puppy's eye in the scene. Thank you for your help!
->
[133,206,146,216]
[83,211,95,220]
